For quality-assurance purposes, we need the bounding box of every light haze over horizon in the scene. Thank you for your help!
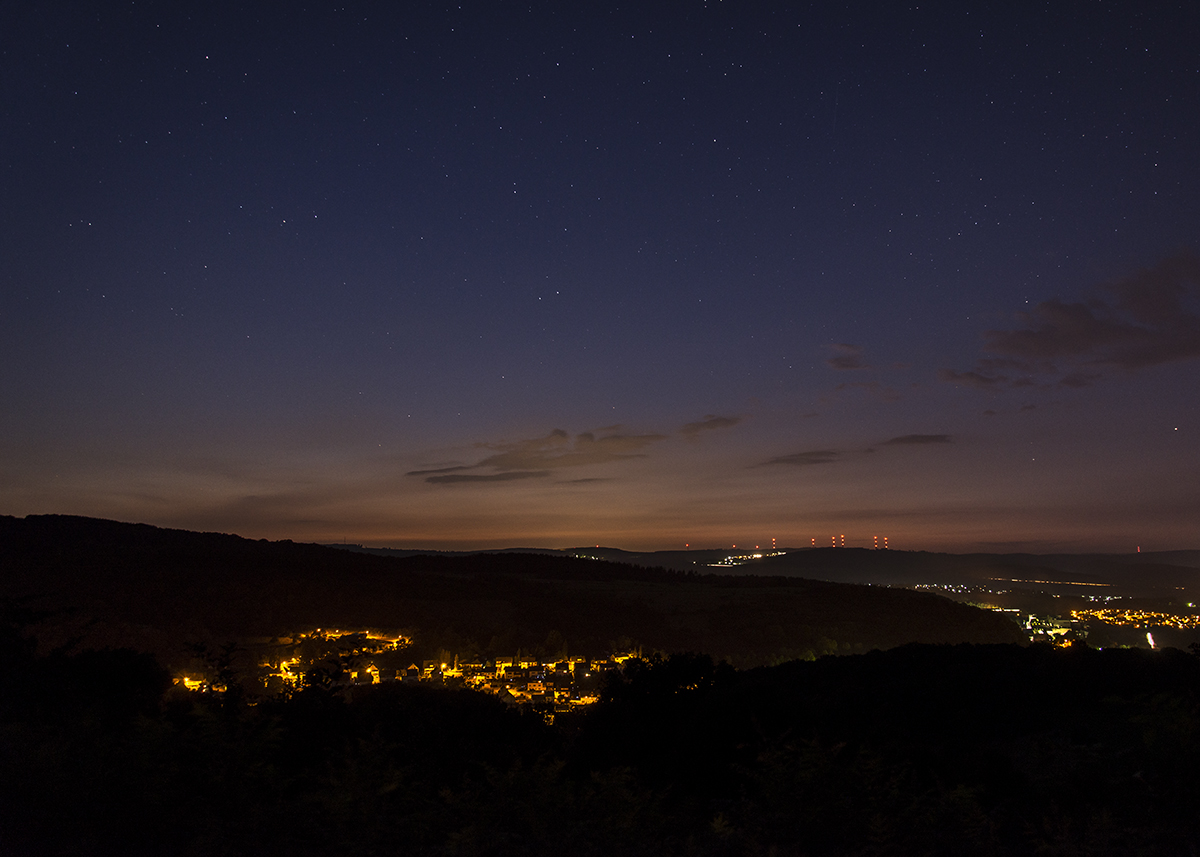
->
[3,2,1198,553]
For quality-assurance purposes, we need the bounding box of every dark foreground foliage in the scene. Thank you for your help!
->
[4,610,1200,856]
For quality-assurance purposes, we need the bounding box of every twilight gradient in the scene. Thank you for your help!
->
[2,1,1198,551]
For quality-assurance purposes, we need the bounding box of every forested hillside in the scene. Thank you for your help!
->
[0,515,1023,667]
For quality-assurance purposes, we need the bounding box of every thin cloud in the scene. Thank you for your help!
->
[938,369,1007,389]
[763,435,950,468]
[943,251,1200,389]
[474,429,666,471]
[679,415,741,438]
[881,434,953,446]
[825,343,868,370]
[413,428,667,485]
[426,471,550,484]
[405,464,473,477]
[760,450,842,467]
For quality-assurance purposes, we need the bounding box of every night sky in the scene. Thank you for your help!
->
[3,1,1198,552]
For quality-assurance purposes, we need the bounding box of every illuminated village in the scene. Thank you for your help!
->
[174,589,1200,708]
[176,627,641,721]
[913,583,1200,646]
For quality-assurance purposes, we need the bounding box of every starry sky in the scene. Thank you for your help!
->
[3,1,1199,552]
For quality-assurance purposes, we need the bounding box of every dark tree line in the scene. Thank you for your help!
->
[5,595,1200,856]
[0,514,1025,669]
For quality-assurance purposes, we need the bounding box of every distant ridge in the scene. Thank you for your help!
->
[332,544,565,559]
[334,542,1200,595]
[738,547,1200,595]
[0,514,1025,666]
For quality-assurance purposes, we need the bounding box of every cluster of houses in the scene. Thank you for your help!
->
[178,628,635,720]
[413,656,624,717]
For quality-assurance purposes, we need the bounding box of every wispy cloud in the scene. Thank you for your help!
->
[825,343,868,370]
[405,464,473,477]
[760,449,842,467]
[412,428,667,485]
[426,471,550,484]
[938,369,1011,390]
[762,433,953,468]
[474,429,666,471]
[881,434,952,445]
[679,415,741,438]
[943,252,1200,389]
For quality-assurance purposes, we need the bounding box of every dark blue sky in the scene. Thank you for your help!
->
[3,1,1198,550]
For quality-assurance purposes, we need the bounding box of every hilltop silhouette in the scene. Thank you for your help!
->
[0,514,1023,666]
